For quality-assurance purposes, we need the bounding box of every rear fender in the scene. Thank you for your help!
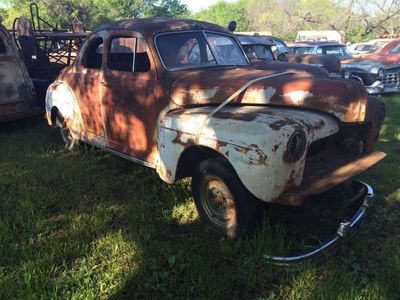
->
[45,82,85,139]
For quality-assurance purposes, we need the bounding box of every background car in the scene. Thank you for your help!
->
[348,42,373,56]
[237,34,341,74]
[359,38,400,64]
[341,60,400,95]
[0,23,39,122]
[288,41,353,61]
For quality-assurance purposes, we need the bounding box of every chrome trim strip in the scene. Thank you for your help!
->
[105,147,155,168]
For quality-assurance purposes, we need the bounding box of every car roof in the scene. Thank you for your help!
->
[378,38,400,53]
[236,35,275,46]
[289,41,345,47]
[93,18,231,37]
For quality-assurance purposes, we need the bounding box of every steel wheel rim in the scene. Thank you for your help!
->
[200,175,236,228]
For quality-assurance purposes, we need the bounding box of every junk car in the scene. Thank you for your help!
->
[237,34,341,75]
[341,60,400,95]
[0,23,39,122]
[289,41,353,61]
[45,18,386,263]
[341,39,400,95]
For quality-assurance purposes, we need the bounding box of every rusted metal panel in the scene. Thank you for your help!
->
[278,151,386,205]
[0,24,39,122]
[158,105,339,202]
[169,67,368,123]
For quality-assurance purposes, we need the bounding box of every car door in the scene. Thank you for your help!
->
[101,31,158,164]
[71,31,107,138]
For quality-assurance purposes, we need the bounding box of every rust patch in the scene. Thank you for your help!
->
[172,131,195,148]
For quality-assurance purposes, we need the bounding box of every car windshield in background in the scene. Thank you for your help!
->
[317,45,352,58]
[242,44,275,60]
[291,46,314,55]
[356,44,372,52]
[156,31,248,71]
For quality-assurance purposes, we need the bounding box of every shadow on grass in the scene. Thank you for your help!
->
[0,103,399,299]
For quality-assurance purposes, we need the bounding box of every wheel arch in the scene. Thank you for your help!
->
[175,145,231,181]
[45,81,85,136]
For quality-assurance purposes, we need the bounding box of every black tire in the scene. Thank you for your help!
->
[192,157,260,239]
[55,112,79,151]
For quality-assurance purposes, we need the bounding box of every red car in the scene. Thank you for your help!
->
[359,39,400,64]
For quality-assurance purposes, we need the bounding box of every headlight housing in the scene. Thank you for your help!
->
[344,70,351,79]
[370,66,383,75]
[284,130,307,162]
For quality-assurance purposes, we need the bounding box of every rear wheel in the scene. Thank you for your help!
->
[55,113,79,151]
[192,157,260,239]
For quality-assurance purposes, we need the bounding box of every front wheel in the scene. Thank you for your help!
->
[55,113,79,151]
[192,157,260,239]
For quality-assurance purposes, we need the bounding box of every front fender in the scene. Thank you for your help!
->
[157,106,339,203]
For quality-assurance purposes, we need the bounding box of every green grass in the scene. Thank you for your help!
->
[0,97,399,299]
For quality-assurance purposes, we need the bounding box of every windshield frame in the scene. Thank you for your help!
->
[154,30,250,71]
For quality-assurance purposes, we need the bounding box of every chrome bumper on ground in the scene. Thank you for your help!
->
[265,181,374,266]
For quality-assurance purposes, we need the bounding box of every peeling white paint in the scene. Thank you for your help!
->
[283,90,313,105]
[242,87,276,104]
[158,105,339,203]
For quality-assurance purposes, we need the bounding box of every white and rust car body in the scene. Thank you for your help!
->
[45,19,386,259]
[0,24,38,122]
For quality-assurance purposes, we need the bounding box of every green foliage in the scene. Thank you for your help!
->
[0,8,8,23]
[1,0,188,30]
[195,0,251,32]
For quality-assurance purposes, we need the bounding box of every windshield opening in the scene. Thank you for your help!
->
[156,31,248,71]
[317,45,352,58]
[242,44,274,60]
[291,46,314,55]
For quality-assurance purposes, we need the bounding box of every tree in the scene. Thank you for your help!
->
[0,8,8,23]
[195,0,251,32]
[2,0,189,30]
[356,0,400,37]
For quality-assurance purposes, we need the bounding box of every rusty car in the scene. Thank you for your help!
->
[0,23,39,122]
[45,18,386,264]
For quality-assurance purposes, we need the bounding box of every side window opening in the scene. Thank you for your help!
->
[108,36,151,73]
[82,37,103,69]
[389,44,400,54]
[0,36,7,54]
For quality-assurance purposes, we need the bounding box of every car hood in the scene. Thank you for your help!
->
[169,66,368,123]
[344,53,400,65]
[249,60,330,77]
[341,59,385,72]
